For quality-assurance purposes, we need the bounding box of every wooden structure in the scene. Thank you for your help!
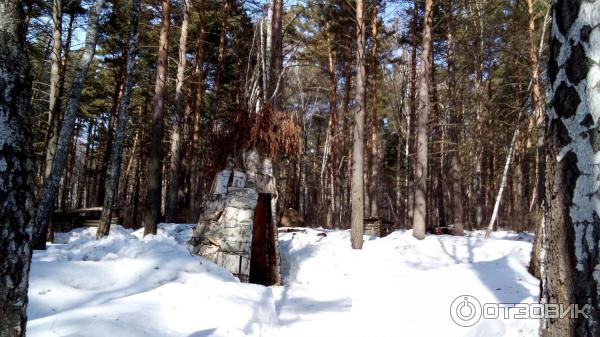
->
[190,152,282,286]
[363,217,396,237]
[51,207,123,233]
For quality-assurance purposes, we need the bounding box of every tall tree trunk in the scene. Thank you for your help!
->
[43,0,62,182]
[269,0,283,109]
[432,56,445,228]
[143,0,170,236]
[166,0,190,223]
[447,0,463,235]
[97,0,141,239]
[188,3,206,221]
[45,11,75,191]
[0,1,34,335]
[527,0,547,279]
[342,62,352,225]
[96,59,125,206]
[351,0,366,249]
[406,0,418,227]
[213,0,229,112]
[412,0,434,240]
[32,0,106,249]
[485,121,520,237]
[473,1,485,229]
[542,2,600,336]
[369,0,381,219]
[325,31,338,228]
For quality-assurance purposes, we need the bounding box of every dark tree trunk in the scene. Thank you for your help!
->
[0,0,35,335]
[97,0,141,239]
[447,0,463,235]
[32,0,106,249]
[542,1,600,336]
[166,0,190,223]
[188,4,206,221]
[143,0,170,236]
[96,58,125,206]
[369,1,381,219]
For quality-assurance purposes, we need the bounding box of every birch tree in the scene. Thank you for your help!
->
[43,0,62,182]
[0,0,35,335]
[32,0,106,249]
[97,0,142,239]
[542,1,600,335]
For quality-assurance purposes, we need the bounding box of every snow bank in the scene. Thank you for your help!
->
[28,225,539,337]
[276,228,539,337]
[28,224,277,337]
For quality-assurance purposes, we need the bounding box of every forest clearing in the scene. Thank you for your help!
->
[2,0,600,336]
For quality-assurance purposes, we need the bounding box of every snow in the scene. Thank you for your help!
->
[27,225,540,337]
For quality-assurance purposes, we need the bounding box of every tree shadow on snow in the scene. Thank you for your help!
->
[433,234,536,304]
[274,284,351,326]
[186,329,218,337]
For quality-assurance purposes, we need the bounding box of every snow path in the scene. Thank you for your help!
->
[27,225,539,337]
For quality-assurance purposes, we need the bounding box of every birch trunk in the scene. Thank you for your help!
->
[485,123,519,238]
[97,0,141,239]
[542,2,600,336]
[0,0,34,335]
[32,0,106,249]
[43,0,62,182]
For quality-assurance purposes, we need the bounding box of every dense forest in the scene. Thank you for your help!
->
[2,0,600,336]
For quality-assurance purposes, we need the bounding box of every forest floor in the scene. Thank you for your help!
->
[27,224,539,337]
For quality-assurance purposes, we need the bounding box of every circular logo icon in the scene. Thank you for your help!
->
[450,295,482,327]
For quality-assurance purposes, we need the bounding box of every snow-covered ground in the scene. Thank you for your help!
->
[27,224,539,337]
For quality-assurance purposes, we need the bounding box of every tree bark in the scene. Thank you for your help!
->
[324,31,338,228]
[527,0,548,279]
[447,0,463,235]
[542,2,600,336]
[412,0,434,240]
[351,0,366,249]
[269,0,283,109]
[166,0,190,223]
[43,0,62,182]
[188,2,206,221]
[485,122,520,238]
[369,0,381,219]
[96,59,125,206]
[143,0,170,236]
[406,0,418,227]
[32,0,106,249]
[97,0,141,239]
[0,1,34,335]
